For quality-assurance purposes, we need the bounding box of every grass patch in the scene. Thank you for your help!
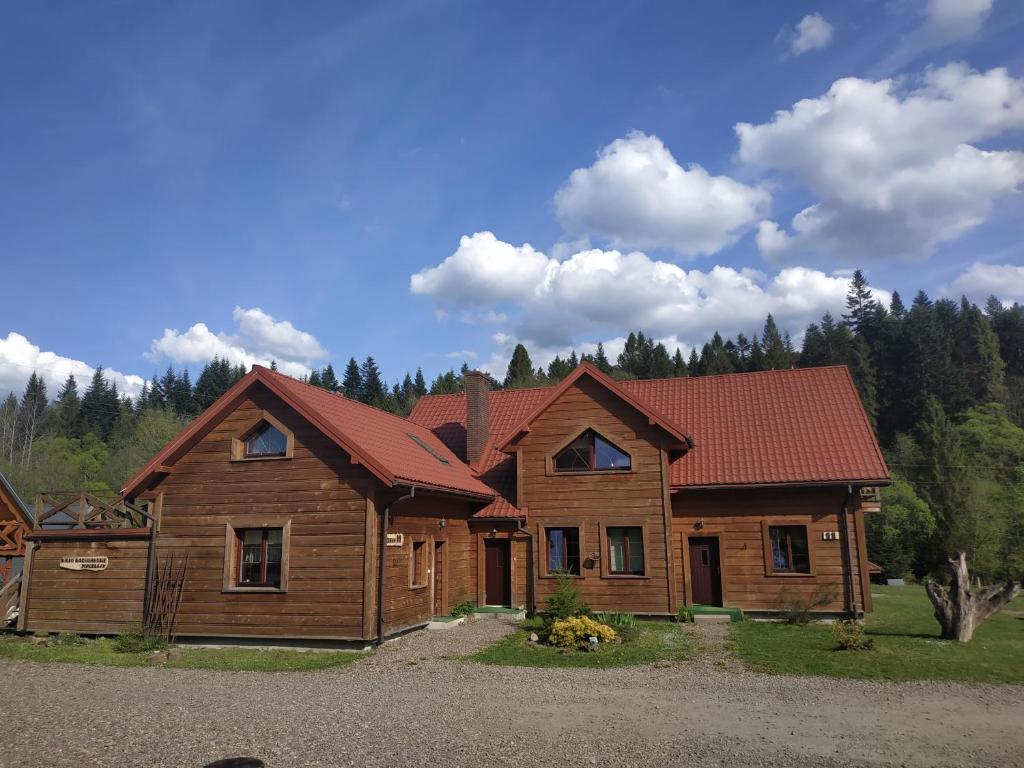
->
[469,618,692,668]
[0,636,367,672]
[732,585,1024,683]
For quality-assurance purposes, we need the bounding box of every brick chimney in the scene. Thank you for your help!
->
[464,370,490,464]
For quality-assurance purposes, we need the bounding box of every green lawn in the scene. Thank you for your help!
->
[0,635,368,672]
[731,585,1024,683]
[470,619,693,668]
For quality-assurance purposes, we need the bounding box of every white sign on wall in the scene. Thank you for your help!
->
[59,556,109,572]
[386,533,404,547]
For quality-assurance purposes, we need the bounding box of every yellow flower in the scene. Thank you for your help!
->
[548,616,616,648]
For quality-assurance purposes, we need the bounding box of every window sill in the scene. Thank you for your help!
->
[548,468,635,478]
[410,583,428,590]
[230,455,292,463]
[602,574,650,580]
[765,571,815,578]
[539,572,584,579]
[223,586,287,594]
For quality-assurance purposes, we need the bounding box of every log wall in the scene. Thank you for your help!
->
[22,536,149,634]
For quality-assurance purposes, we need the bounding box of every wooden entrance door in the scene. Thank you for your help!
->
[433,542,445,616]
[484,539,510,606]
[689,537,722,606]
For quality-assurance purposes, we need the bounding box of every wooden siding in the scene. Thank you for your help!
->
[383,496,476,633]
[23,538,148,634]
[514,376,675,614]
[672,487,870,613]
[152,383,377,640]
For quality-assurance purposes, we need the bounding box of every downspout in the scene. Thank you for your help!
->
[142,518,158,627]
[516,518,535,614]
[838,485,859,618]
[376,485,416,645]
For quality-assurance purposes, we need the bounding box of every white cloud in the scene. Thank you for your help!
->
[553,132,770,257]
[782,13,834,55]
[948,262,1024,304]
[148,306,326,378]
[410,232,554,304]
[924,0,993,46]
[412,233,887,351]
[737,63,1024,262]
[0,332,145,401]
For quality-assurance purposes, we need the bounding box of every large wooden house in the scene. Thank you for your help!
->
[18,362,887,641]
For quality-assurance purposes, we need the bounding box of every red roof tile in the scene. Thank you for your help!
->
[124,367,495,501]
[409,366,888,491]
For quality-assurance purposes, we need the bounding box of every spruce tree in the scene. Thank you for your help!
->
[194,357,234,410]
[843,269,884,344]
[413,367,428,397]
[17,373,48,467]
[956,297,1006,405]
[594,343,612,374]
[651,342,673,379]
[342,358,362,399]
[308,369,323,388]
[671,348,687,377]
[82,368,116,439]
[320,364,340,393]
[359,356,386,406]
[761,315,792,370]
[687,348,701,376]
[505,344,535,389]
[55,374,83,438]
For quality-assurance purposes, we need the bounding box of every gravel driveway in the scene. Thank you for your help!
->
[1,618,1022,768]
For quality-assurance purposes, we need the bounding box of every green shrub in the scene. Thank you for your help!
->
[675,607,694,623]
[547,616,616,649]
[113,625,167,654]
[451,601,476,617]
[545,570,586,620]
[831,619,874,651]
[597,611,637,629]
[53,632,86,647]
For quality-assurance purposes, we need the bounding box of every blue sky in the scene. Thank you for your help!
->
[1,0,1023,397]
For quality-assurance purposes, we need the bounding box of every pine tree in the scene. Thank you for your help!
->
[170,369,197,416]
[0,393,18,464]
[194,358,235,410]
[82,368,117,440]
[547,355,571,382]
[594,343,612,374]
[700,333,735,375]
[651,342,673,379]
[308,369,323,388]
[342,358,362,400]
[429,370,462,394]
[413,367,428,397]
[320,364,340,393]
[505,344,535,389]
[359,356,386,406]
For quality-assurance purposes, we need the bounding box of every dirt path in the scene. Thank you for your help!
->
[1,619,1022,768]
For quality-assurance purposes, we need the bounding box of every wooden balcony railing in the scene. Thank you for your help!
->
[34,492,153,531]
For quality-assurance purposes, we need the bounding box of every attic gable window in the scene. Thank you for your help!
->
[246,423,288,458]
[554,429,631,473]
[231,412,294,461]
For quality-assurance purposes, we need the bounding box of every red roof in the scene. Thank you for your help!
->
[409,366,888,491]
[124,367,495,501]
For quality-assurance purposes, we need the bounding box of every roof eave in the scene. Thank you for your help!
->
[673,477,892,491]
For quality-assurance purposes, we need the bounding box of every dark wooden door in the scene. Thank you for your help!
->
[433,542,445,616]
[689,537,722,606]
[484,540,510,606]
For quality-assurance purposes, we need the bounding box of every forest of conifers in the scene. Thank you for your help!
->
[1,270,1022,583]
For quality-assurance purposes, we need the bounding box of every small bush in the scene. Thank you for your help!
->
[675,607,694,623]
[451,601,476,617]
[113,625,167,654]
[546,570,585,620]
[53,632,86,647]
[780,585,837,625]
[547,616,616,649]
[831,620,874,651]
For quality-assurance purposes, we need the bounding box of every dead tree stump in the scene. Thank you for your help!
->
[925,552,1020,642]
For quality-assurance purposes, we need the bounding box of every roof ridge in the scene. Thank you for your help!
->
[258,365,434,431]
